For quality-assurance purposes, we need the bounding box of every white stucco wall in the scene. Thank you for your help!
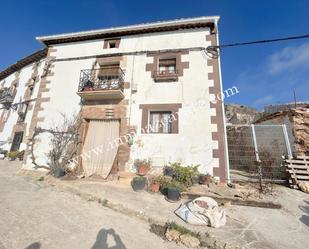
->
[26,27,221,174]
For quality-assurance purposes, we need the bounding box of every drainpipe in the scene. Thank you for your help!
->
[215,19,231,183]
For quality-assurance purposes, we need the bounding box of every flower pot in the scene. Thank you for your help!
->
[137,165,149,176]
[83,86,93,91]
[150,182,160,193]
[167,187,180,202]
[131,179,146,192]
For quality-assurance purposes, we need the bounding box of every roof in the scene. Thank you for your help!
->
[255,107,309,123]
[0,49,47,81]
[36,16,219,46]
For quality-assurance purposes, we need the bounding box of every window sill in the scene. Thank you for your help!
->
[153,74,178,82]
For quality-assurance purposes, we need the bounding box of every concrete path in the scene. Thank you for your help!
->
[0,161,185,249]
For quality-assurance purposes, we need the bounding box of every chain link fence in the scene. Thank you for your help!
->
[227,124,292,183]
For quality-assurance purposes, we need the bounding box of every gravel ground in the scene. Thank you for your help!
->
[0,161,185,249]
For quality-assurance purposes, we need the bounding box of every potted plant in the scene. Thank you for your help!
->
[169,162,199,187]
[166,180,185,202]
[82,81,94,91]
[199,173,213,186]
[134,159,151,176]
[149,176,161,193]
[131,176,147,192]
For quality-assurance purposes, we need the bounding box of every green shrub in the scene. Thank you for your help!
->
[7,151,19,159]
[132,176,147,184]
[168,162,199,187]
[167,180,186,192]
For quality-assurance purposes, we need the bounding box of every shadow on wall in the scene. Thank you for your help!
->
[299,200,309,227]
[91,228,127,249]
[24,242,41,249]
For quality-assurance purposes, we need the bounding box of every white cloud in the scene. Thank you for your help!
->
[267,42,309,74]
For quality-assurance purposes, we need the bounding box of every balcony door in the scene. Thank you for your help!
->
[82,119,119,178]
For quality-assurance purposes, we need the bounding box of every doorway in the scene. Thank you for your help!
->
[10,131,23,151]
[82,119,120,178]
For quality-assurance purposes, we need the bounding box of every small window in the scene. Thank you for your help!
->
[149,111,172,133]
[29,86,34,96]
[158,58,176,75]
[103,38,120,49]
[108,41,116,48]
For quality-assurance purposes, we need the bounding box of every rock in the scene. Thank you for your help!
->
[223,201,232,208]
[179,234,200,248]
[298,181,309,194]
[165,229,181,242]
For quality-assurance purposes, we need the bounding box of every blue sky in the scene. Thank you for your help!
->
[1,0,309,110]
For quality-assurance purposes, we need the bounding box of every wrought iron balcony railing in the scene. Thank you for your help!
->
[78,68,124,93]
[0,87,14,105]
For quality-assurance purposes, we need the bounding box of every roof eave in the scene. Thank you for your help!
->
[36,16,220,46]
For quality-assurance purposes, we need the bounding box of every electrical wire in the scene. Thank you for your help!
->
[218,34,309,48]
[206,33,309,59]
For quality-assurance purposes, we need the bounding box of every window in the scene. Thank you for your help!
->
[140,103,182,134]
[108,41,116,48]
[17,103,28,123]
[29,86,34,97]
[103,38,120,49]
[149,111,172,133]
[158,58,176,75]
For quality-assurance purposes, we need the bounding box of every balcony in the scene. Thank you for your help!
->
[0,87,14,108]
[153,70,178,82]
[77,68,125,101]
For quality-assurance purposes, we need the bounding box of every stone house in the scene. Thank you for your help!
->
[0,16,229,181]
[255,107,309,156]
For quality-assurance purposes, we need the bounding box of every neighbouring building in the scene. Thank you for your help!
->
[0,49,47,153]
[0,16,229,181]
[255,107,309,155]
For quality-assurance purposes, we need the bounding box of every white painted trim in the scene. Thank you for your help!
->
[36,16,220,43]
[215,20,230,183]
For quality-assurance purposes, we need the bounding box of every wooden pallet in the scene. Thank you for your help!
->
[285,156,309,189]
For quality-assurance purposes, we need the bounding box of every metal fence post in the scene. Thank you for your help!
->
[282,124,293,158]
[251,124,260,161]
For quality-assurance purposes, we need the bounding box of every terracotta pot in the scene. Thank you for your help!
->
[199,175,212,186]
[83,86,93,91]
[150,182,160,193]
[137,165,149,176]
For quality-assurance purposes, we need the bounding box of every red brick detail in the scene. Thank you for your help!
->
[207,33,227,182]
[145,51,189,80]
